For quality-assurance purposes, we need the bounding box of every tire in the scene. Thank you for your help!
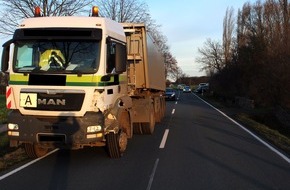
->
[155,105,161,123]
[119,110,132,138]
[24,143,49,158]
[141,104,155,135]
[160,98,166,119]
[106,131,127,158]
[133,123,143,134]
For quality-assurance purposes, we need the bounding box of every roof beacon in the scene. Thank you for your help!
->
[34,6,41,17]
[92,6,99,17]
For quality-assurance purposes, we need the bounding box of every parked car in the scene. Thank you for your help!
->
[194,84,209,94]
[198,83,209,87]
[183,86,191,93]
[165,88,177,101]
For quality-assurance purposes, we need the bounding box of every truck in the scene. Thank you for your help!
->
[1,6,166,158]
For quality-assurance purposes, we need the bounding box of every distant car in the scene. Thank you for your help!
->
[183,86,191,93]
[177,84,186,91]
[165,88,176,101]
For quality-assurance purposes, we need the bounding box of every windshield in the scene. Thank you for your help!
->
[13,40,101,74]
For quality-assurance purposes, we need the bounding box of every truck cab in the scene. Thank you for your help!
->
[1,8,131,158]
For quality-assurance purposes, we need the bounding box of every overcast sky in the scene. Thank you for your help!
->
[146,0,260,77]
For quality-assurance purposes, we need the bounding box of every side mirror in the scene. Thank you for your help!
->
[1,40,12,72]
[115,43,127,74]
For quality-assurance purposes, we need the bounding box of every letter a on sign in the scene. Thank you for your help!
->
[20,93,37,108]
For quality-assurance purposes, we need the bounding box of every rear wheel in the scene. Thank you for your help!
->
[141,104,155,135]
[133,123,143,134]
[106,131,127,158]
[161,98,166,118]
[24,143,49,158]
[154,105,161,123]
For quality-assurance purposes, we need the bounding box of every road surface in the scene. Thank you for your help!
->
[1,92,290,190]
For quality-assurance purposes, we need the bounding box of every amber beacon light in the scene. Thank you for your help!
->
[34,6,41,17]
[92,6,99,17]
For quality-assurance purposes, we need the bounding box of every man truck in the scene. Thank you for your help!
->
[1,7,166,158]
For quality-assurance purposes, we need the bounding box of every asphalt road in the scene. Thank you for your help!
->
[1,92,290,190]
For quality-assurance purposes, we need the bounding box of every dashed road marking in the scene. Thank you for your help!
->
[171,109,175,114]
[159,129,169,149]
[146,158,159,190]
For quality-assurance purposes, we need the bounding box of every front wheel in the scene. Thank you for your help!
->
[24,143,49,158]
[106,131,127,158]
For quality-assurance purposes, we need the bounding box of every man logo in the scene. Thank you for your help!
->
[38,99,66,106]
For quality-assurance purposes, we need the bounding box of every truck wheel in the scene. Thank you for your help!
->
[155,105,161,123]
[106,131,127,158]
[24,143,49,158]
[133,123,143,134]
[141,105,155,134]
[119,110,132,138]
[161,98,166,118]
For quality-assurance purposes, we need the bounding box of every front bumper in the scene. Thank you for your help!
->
[7,110,105,149]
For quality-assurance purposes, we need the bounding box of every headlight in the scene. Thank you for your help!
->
[87,125,102,133]
[8,123,19,130]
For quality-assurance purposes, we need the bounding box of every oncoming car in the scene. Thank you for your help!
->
[183,86,191,93]
[165,88,177,101]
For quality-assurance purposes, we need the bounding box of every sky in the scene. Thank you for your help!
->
[146,0,258,77]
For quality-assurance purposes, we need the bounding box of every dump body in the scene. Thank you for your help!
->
[123,23,165,93]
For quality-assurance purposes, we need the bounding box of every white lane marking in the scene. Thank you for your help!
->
[0,148,59,180]
[159,129,169,149]
[146,158,159,190]
[175,101,178,104]
[171,109,175,115]
[193,93,290,164]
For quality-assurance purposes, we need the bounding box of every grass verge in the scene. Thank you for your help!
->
[235,113,290,155]
[0,95,8,124]
[0,95,29,172]
[0,132,29,172]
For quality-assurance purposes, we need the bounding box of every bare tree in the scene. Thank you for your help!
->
[94,0,149,23]
[196,38,224,75]
[0,0,93,36]
[211,0,290,108]
[223,7,235,65]
[163,51,179,80]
